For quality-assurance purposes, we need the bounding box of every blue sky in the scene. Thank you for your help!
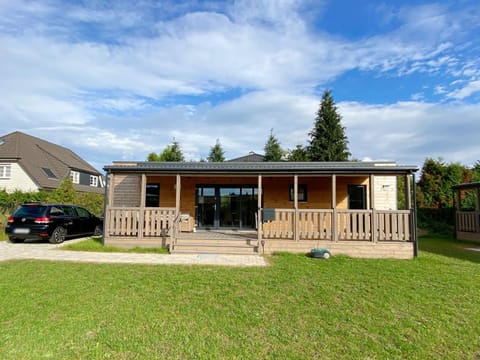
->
[1,0,479,171]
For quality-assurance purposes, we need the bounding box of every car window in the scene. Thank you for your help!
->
[62,206,76,216]
[75,207,91,217]
[14,205,47,217]
[49,206,64,216]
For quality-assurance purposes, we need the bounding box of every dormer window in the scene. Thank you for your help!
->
[70,170,80,184]
[90,175,98,187]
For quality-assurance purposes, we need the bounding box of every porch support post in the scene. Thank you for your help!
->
[476,188,480,234]
[405,174,412,209]
[453,188,460,239]
[412,172,418,257]
[370,174,377,243]
[331,174,337,242]
[102,172,112,245]
[138,174,146,239]
[294,175,299,242]
[257,175,263,251]
[175,174,181,215]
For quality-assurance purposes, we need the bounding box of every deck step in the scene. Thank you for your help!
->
[172,235,259,255]
[171,249,260,255]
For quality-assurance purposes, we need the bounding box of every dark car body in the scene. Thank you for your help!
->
[5,203,103,244]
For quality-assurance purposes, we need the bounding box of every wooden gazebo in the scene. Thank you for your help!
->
[452,182,480,243]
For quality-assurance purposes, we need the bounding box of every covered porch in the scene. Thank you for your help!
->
[103,161,418,258]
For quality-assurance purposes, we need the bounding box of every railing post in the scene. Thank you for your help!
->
[294,175,299,242]
[371,209,377,243]
[332,209,338,242]
[257,175,263,253]
[138,174,146,239]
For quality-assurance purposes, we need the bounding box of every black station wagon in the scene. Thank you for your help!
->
[5,203,103,244]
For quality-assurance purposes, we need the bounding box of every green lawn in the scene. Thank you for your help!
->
[1,235,479,359]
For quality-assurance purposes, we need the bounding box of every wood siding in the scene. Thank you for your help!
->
[112,174,141,207]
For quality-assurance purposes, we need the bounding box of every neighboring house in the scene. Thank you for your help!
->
[452,182,480,243]
[227,152,265,162]
[0,131,104,194]
[103,161,418,258]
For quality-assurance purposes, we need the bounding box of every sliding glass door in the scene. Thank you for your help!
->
[196,185,258,229]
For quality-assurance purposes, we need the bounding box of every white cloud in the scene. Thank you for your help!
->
[447,79,480,99]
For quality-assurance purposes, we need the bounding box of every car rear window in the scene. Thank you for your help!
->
[13,205,48,217]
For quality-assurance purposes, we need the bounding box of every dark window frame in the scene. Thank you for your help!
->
[146,183,160,207]
[348,185,367,209]
[289,184,308,202]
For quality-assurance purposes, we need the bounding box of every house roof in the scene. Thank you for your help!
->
[0,131,102,191]
[452,182,480,190]
[227,152,265,162]
[105,161,418,175]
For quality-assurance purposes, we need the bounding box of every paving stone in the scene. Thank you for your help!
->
[0,238,268,267]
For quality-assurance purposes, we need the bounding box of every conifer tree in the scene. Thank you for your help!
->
[263,129,284,161]
[207,139,225,162]
[307,90,350,161]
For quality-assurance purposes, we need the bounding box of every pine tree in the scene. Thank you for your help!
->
[287,145,308,161]
[207,139,225,162]
[307,90,350,161]
[147,140,185,162]
[263,129,284,161]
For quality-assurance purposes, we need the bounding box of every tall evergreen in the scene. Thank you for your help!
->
[147,140,185,161]
[207,139,225,162]
[307,90,350,161]
[264,129,284,161]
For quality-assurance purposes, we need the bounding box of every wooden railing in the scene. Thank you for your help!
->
[262,209,412,242]
[456,211,480,233]
[106,207,176,237]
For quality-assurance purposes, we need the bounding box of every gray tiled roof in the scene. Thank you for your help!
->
[0,131,102,191]
[452,182,480,190]
[105,161,417,174]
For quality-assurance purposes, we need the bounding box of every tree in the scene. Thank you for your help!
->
[207,139,225,162]
[147,140,185,162]
[48,178,77,204]
[263,129,284,161]
[287,145,308,161]
[416,158,467,208]
[307,89,350,161]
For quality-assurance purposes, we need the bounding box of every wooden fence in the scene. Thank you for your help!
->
[262,209,412,242]
[106,207,176,237]
[456,211,480,233]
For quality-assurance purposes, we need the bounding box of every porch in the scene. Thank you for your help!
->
[103,161,418,258]
[104,207,415,258]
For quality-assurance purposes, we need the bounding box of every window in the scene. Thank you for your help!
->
[90,175,98,187]
[146,183,160,207]
[42,167,57,179]
[289,184,308,202]
[70,170,80,184]
[348,185,366,209]
[0,164,11,179]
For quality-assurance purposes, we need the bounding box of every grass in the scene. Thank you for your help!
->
[60,237,169,254]
[0,235,479,359]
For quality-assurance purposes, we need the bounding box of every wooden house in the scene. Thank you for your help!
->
[103,161,418,258]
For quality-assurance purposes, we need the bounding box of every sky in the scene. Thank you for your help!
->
[1,0,479,172]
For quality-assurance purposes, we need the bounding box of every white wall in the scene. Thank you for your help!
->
[0,162,39,193]
[374,176,397,210]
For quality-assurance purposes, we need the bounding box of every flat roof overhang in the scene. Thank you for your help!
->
[104,161,418,176]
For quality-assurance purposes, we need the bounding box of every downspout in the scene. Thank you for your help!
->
[102,170,110,246]
[412,172,418,258]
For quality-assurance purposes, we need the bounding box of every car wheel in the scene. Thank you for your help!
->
[49,227,66,244]
[93,225,102,236]
[9,237,24,243]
